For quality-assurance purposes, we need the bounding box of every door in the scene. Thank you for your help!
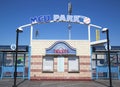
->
[57,56,64,72]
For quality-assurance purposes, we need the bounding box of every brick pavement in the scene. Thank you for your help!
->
[0,79,120,87]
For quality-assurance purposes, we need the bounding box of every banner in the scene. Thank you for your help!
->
[96,29,100,41]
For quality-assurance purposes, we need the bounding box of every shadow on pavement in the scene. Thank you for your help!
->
[16,79,26,86]
[93,80,109,87]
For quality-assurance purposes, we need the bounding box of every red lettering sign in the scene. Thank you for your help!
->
[54,49,68,54]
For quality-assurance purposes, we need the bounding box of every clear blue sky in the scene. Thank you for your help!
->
[0,0,120,46]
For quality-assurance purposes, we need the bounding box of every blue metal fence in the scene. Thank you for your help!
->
[96,66,120,80]
[0,46,30,79]
[1,66,25,79]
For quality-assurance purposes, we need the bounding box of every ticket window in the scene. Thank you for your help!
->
[68,56,79,73]
[43,56,54,72]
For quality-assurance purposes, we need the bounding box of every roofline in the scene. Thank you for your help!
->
[90,39,107,46]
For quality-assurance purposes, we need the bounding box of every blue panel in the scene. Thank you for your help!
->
[28,46,31,80]
[2,66,14,72]
[97,66,108,72]
[92,46,120,51]
[0,45,28,52]
[17,66,24,72]
[96,66,119,79]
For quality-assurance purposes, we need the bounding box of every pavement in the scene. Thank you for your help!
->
[0,79,120,87]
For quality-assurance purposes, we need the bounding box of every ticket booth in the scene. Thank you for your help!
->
[30,40,92,80]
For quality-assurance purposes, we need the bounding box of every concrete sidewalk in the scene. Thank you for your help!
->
[0,79,119,87]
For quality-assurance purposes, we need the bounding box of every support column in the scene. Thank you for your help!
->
[88,24,91,41]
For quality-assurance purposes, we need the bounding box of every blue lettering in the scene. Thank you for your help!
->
[31,15,51,23]
[38,16,44,22]
[44,15,51,22]
[30,16,38,23]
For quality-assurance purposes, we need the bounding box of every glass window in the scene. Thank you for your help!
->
[43,56,53,72]
[118,54,120,63]
[110,54,117,65]
[16,53,25,66]
[92,59,96,69]
[97,54,106,66]
[4,53,14,66]
[68,56,79,72]
[0,53,3,66]
[97,54,105,59]
[92,53,96,59]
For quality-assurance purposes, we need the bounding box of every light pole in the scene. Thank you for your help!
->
[13,28,23,87]
[68,2,72,40]
[102,28,113,87]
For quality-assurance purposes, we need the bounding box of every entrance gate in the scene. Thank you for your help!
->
[91,47,120,80]
[10,12,116,80]
[0,45,30,79]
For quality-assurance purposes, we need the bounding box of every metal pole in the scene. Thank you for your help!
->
[68,2,72,40]
[13,29,19,87]
[68,24,71,40]
[106,30,113,87]
[30,25,33,46]
[88,24,91,41]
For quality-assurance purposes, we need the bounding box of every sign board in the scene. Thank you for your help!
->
[0,46,28,52]
[46,41,76,55]
[30,14,91,24]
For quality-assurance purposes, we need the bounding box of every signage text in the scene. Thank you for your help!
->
[31,14,91,24]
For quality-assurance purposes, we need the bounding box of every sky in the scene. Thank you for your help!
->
[0,0,120,46]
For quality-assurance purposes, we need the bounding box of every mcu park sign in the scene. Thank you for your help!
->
[17,14,102,46]
[30,14,91,24]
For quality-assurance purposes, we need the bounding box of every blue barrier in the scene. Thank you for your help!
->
[96,66,108,79]
[1,66,25,79]
[96,66,119,79]
[1,66,14,78]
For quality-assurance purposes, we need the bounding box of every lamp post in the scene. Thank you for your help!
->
[13,28,23,87]
[68,2,72,40]
[102,28,112,87]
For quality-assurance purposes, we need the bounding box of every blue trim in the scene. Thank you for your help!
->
[90,46,93,80]
[28,46,31,80]
[92,46,120,51]
[118,66,120,80]
[0,52,3,79]
[0,45,28,52]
